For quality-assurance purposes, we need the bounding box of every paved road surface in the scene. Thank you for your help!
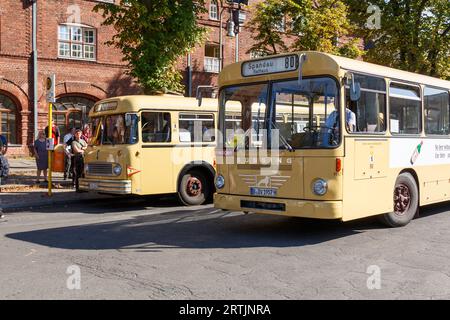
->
[1,196,449,299]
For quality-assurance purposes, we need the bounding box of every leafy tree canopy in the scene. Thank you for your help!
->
[247,0,363,58]
[94,0,207,94]
[344,0,450,79]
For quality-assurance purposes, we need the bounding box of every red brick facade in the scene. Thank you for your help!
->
[0,0,268,156]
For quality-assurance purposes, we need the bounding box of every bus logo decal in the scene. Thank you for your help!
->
[239,174,290,189]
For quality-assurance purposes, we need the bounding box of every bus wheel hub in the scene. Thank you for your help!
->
[187,177,202,197]
[394,184,411,215]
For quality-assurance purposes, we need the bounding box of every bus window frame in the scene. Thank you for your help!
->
[423,86,450,138]
[268,75,342,150]
[388,80,423,136]
[343,72,388,136]
[140,111,173,144]
[218,80,270,150]
[178,112,216,144]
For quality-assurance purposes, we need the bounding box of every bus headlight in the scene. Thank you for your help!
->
[113,164,122,176]
[84,164,89,174]
[215,174,225,189]
[312,179,328,196]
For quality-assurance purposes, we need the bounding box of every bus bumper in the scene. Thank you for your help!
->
[79,178,132,195]
[214,193,343,219]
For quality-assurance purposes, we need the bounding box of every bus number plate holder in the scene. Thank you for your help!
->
[89,182,98,190]
[250,187,277,197]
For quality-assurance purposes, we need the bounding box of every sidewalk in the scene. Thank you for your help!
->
[0,157,112,212]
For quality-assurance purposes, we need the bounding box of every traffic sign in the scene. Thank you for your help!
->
[46,138,54,151]
[46,74,56,103]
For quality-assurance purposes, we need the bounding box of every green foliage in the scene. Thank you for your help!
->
[344,0,450,79]
[94,0,207,94]
[246,0,363,58]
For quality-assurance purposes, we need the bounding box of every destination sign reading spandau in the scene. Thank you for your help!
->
[242,54,298,77]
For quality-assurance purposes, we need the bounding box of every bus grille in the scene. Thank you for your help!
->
[87,163,113,176]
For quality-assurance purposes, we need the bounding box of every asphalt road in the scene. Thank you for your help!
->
[0,195,449,300]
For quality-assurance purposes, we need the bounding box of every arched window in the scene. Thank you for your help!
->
[0,93,18,144]
[209,0,219,20]
[53,96,96,136]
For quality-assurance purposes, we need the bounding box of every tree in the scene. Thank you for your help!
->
[246,0,363,58]
[94,0,207,94]
[344,0,450,79]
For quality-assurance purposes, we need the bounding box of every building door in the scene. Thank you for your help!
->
[53,95,96,136]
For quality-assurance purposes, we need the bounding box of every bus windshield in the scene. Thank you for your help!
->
[88,113,139,145]
[219,77,339,150]
[271,77,340,149]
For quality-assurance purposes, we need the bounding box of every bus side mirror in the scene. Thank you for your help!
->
[350,82,361,101]
[345,72,361,101]
[125,113,132,126]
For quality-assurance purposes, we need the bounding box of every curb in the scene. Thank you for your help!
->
[1,194,114,213]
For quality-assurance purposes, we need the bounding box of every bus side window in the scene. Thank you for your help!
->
[141,112,171,143]
[345,74,387,133]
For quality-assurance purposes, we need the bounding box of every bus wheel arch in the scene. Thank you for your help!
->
[177,162,215,206]
[380,170,419,227]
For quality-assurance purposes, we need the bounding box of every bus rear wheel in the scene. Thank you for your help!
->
[178,170,210,206]
[380,173,418,227]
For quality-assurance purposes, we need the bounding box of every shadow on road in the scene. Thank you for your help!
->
[5,198,450,251]
[6,206,377,251]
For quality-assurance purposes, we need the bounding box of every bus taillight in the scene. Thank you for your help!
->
[336,158,342,172]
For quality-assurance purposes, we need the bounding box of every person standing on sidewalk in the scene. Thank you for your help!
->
[63,127,76,180]
[0,134,9,184]
[45,123,60,145]
[71,129,87,191]
[33,130,48,184]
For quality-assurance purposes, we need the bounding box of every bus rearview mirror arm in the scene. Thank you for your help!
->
[298,54,307,85]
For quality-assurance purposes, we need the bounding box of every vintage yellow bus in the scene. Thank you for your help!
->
[79,95,218,205]
[213,51,450,227]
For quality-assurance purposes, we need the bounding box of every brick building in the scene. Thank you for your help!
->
[0,0,269,156]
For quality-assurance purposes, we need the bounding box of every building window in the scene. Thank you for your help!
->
[209,0,219,20]
[0,93,18,144]
[53,96,96,136]
[204,44,220,73]
[58,25,96,61]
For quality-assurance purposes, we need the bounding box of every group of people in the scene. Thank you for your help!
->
[33,124,90,191]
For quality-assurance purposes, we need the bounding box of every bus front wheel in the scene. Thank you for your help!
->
[380,173,418,227]
[178,170,210,206]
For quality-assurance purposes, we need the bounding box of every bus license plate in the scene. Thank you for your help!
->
[250,187,277,197]
[89,183,98,190]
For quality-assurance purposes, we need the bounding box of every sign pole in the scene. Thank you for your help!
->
[46,74,56,197]
[48,102,52,196]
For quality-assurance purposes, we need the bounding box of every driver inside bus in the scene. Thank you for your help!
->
[322,104,356,145]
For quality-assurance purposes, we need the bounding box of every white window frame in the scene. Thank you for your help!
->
[58,24,97,61]
[209,0,219,20]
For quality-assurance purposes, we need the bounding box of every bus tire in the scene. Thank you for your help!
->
[380,173,418,227]
[178,170,210,206]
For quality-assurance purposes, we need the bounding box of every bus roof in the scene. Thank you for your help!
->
[89,94,218,117]
[219,51,450,90]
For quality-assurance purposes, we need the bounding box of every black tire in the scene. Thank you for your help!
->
[178,170,211,206]
[380,173,418,227]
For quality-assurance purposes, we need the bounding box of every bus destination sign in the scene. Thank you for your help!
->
[242,55,299,77]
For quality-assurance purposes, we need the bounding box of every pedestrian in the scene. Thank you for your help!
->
[82,124,91,144]
[0,133,9,184]
[71,129,87,191]
[45,123,60,145]
[33,130,48,184]
[63,127,76,180]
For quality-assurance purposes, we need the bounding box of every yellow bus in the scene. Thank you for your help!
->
[79,95,218,205]
[213,51,450,227]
